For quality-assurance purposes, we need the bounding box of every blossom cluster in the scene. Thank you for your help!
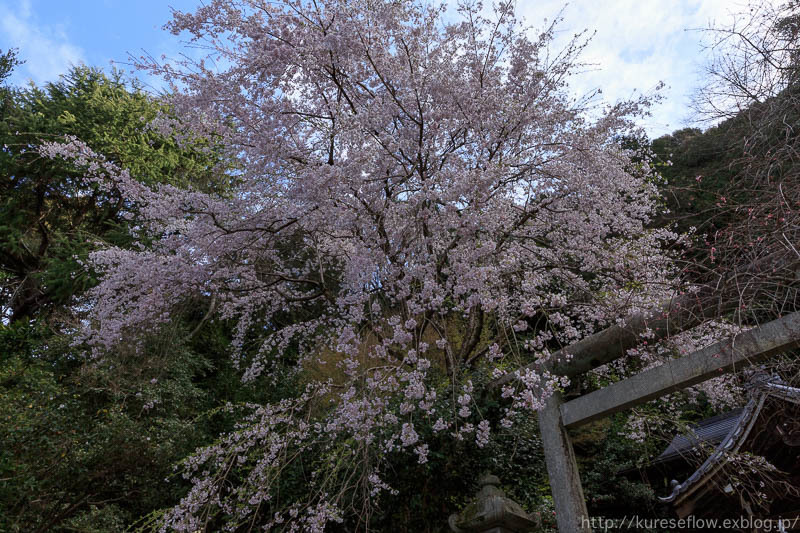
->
[42,0,687,529]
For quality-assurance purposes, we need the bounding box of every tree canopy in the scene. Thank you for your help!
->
[0,66,230,323]
[36,1,681,530]
[2,1,799,532]
[0,63,244,533]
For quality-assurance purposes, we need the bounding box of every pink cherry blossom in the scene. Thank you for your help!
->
[38,0,691,529]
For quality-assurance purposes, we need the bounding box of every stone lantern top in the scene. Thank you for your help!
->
[448,474,540,533]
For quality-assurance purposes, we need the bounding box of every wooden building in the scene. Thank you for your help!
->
[649,376,800,530]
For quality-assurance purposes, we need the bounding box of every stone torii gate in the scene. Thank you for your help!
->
[490,283,800,532]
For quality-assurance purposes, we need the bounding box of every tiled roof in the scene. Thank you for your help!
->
[652,408,744,465]
[658,376,800,503]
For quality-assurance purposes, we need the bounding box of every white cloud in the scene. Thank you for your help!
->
[0,0,85,86]
[0,0,778,136]
[513,0,767,137]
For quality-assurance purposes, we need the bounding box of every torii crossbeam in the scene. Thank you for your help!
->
[494,308,800,533]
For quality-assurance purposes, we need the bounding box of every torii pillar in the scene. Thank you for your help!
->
[538,392,591,533]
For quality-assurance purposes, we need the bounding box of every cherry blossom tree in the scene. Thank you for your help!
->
[42,0,681,530]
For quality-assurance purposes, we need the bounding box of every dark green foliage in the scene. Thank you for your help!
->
[348,372,663,532]
[651,124,743,240]
[331,402,550,533]
[0,66,229,323]
[0,48,22,86]
[0,310,294,532]
[579,416,663,529]
[0,65,256,532]
[650,84,800,325]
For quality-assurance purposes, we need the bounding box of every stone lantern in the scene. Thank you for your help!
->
[448,474,540,533]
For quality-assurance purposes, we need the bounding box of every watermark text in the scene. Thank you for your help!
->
[581,515,799,531]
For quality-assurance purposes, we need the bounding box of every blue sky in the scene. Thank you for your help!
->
[0,0,765,137]
[0,0,197,90]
